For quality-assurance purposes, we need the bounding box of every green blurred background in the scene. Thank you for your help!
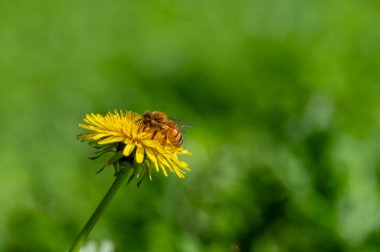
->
[1,0,380,251]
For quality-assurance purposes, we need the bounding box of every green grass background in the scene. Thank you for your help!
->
[1,0,380,251]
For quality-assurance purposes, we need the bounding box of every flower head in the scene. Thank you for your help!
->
[78,110,191,180]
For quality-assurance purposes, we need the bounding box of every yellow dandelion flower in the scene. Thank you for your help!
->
[78,110,191,179]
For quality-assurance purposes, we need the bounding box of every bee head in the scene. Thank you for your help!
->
[141,111,152,124]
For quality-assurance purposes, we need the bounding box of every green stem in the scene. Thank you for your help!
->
[69,165,131,252]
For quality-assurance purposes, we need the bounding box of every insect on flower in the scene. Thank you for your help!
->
[78,110,191,179]
[140,111,190,147]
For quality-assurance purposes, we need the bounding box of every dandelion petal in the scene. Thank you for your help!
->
[123,143,135,157]
[135,144,144,163]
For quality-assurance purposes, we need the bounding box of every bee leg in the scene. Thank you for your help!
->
[151,130,158,140]
[162,134,168,147]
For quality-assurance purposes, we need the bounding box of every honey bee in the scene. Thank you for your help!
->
[140,111,188,147]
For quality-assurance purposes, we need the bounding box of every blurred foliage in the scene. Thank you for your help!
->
[1,0,380,251]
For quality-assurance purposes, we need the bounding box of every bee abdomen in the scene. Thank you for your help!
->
[168,129,183,146]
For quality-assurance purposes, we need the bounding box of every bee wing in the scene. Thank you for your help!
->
[168,117,192,133]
